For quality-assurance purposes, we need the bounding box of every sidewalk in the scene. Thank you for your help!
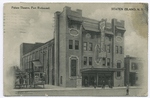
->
[13,85,142,92]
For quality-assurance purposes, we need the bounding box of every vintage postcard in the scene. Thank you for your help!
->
[3,3,148,96]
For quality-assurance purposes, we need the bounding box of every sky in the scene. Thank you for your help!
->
[3,3,148,67]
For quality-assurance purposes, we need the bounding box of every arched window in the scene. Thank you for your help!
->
[69,56,78,78]
[71,59,77,76]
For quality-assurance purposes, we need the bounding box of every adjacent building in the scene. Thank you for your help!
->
[20,6,126,87]
[124,55,143,86]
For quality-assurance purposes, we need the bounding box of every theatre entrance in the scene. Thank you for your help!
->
[82,72,113,87]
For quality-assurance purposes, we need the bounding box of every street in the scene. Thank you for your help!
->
[10,87,145,96]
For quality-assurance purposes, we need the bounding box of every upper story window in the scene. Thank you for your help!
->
[116,46,118,54]
[89,57,92,65]
[120,46,122,54]
[33,52,35,60]
[102,58,106,66]
[89,43,93,51]
[107,45,110,53]
[84,57,87,65]
[83,42,87,51]
[131,63,138,70]
[71,59,77,76]
[117,62,121,68]
[107,58,110,66]
[69,40,73,49]
[75,40,79,50]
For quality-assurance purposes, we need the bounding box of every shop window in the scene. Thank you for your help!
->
[117,72,121,77]
[117,63,121,68]
[120,46,122,54]
[89,57,92,65]
[89,43,93,51]
[107,58,110,66]
[69,40,73,49]
[84,57,87,65]
[83,42,87,51]
[71,59,77,76]
[116,46,118,54]
[75,40,79,50]
[107,45,110,53]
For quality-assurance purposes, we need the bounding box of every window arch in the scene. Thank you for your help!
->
[69,55,79,78]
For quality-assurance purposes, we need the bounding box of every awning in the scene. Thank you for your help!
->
[68,15,83,22]
[83,25,99,32]
[80,68,125,72]
[116,26,126,31]
[32,61,43,67]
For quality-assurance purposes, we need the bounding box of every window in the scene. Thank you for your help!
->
[69,40,73,49]
[83,42,87,51]
[117,72,121,77]
[103,58,106,66]
[89,57,92,65]
[89,43,93,51]
[107,45,110,53]
[84,57,87,65]
[120,46,122,54]
[131,63,138,70]
[116,46,118,54]
[33,52,35,60]
[71,59,76,76]
[117,63,121,68]
[107,58,110,66]
[75,40,79,50]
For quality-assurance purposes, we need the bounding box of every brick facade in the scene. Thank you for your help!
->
[20,6,126,87]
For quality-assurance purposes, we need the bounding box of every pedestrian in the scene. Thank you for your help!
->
[126,83,129,95]
[85,79,88,87]
[94,79,96,88]
[102,80,105,88]
[108,79,111,88]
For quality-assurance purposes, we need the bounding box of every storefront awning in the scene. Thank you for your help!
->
[68,15,83,22]
[32,61,43,67]
[80,68,125,72]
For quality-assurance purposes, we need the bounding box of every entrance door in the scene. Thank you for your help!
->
[98,73,112,86]
[98,74,104,86]
[82,75,89,87]
[89,74,96,87]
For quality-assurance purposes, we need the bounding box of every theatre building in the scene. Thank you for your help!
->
[20,6,126,87]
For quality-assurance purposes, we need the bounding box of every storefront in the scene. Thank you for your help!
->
[81,68,124,87]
